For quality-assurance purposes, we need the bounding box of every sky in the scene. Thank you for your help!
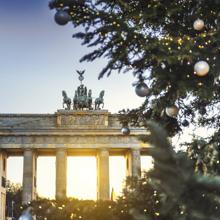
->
[0,0,150,199]
[0,0,143,114]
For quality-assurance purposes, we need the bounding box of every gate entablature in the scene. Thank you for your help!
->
[55,109,109,128]
[0,110,147,151]
[0,110,148,216]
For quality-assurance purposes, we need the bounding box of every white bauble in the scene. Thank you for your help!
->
[193,19,205,31]
[165,106,179,118]
[194,61,210,77]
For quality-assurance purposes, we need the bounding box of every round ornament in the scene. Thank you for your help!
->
[199,107,206,115]
[135,82,150,97]
[121,127,130,135]
[19,213,33,220]
[193,19,205,31]
[194,61,210,77]
[165,105,179,118]
[182,119,189,127]
[54,10,71,25]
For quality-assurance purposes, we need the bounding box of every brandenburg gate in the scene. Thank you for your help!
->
[0,71,148,220]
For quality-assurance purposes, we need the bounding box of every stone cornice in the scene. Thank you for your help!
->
[0,128,146,136]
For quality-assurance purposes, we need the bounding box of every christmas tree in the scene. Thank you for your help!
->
[48,0,220,136]
[47,1,220,220]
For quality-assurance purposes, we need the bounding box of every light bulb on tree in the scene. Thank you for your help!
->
[194,61,210,77]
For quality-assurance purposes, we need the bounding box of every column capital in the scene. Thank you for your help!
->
[23,148,38,153]
[56,148,67,152]
[130,147,141,151]
[98,147,109,151]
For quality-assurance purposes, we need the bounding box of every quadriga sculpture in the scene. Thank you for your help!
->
[73,85,93,110]
[62,90,71,110]
[95,90,105,110]
[62,70,105,111]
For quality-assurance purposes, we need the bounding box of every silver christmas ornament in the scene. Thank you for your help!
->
[121,127,130,135]
[135,82,149,97]
[193,19,205,31]
[54,10,71,25]
[194,61,210,77]
[182,119,189,127]
[165,106,179,118]
[19,211,33,220]
[199,107,206,115]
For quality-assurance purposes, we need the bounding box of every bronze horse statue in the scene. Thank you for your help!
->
[62,90,71,110]
[95,90,105,110]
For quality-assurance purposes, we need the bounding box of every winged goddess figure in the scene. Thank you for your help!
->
[76,70,85,83]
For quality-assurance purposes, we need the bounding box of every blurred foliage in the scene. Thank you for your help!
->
[15,122,220,220]
[6,181,22,218]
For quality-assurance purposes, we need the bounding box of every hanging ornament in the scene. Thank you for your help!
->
[54,9,71,25]
[194,61,210,77]
[182,119,189,127]
[121,127,130,135]
[19,213,33,220]
[193,19,205,31]
[135,82,150,97]
[18,208,33,220]
[165,105,179,118]
[198,107,206,115]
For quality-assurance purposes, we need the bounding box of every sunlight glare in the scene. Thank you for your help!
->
[109,156,126,198]
[37,157,55,199]
[67,156,97,200]
[141,156,154,175]
[7,156,23,184]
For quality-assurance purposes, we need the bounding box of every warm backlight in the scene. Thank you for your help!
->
[7,155,154,199]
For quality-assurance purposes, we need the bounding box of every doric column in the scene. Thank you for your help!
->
[56,148,67,200]
[0,151,7,220]
[22,149,37,204]
[97,148,110,200]
[126,148,141,177]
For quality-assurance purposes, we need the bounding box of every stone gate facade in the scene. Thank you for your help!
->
[0,110,148,220]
